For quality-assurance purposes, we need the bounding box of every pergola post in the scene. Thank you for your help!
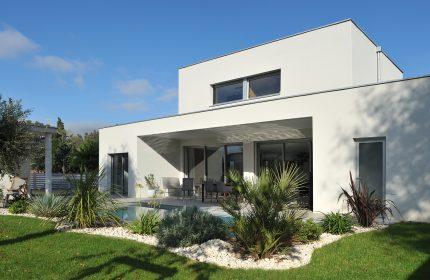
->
[44,133,53,195]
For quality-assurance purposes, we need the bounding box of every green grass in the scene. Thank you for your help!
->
[0,216,429,279]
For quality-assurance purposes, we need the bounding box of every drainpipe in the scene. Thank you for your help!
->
[376,46,382,82]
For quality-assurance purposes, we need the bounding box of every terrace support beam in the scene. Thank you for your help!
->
[44,133,53,195]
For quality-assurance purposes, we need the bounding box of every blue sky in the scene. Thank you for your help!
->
[1,1,429,134]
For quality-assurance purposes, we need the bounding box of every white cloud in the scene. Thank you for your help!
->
[117,79,153,96]
[0,25,39,59]
[31,55,100,86]
[158,88,177,101]
[109,102,147,112]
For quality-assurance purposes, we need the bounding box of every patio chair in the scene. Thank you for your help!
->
[214,181,233,201]
[203,179,217,202]
[162,177,181,197]
[181,178,194,199]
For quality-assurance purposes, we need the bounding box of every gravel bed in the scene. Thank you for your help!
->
[1,208,386,270]
[67,227,159,246]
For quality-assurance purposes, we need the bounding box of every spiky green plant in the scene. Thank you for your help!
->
[221,164,307,259]
[157,206,227,247]
[339,172,398,227]
[67,170,119,228]
[29,194,69,218]
[321,212,354,234]
[126,210,160,235]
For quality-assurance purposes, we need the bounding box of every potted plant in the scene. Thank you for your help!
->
[144,174,160,197]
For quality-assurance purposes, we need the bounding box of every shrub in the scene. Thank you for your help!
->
[296,219,323,243]
[221,164,306,259]
[339,172,398,227]
[29,194,69,218]
[67,170,119,228]
[126,210,160,235]
[8,198,29,214]
[157,206,227,247]
[322,212,354,234]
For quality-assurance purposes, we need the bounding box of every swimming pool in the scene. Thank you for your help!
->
[116,203,232,224]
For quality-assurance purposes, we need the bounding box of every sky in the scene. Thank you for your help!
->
[1,0,429,134]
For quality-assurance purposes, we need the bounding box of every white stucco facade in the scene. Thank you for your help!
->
[99,20,430,221]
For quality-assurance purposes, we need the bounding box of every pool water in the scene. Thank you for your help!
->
[116,204,233,224]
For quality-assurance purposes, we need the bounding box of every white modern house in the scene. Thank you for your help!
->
[99,19,430,221]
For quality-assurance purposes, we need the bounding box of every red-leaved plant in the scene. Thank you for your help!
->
[339,172,398,227]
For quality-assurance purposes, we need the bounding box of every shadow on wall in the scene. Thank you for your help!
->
[333,78,430,221]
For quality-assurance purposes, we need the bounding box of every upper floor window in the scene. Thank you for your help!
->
[213,80,243,104]
[248,71,281,98]
[212,70,280,105]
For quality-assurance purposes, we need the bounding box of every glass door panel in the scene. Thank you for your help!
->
[225,145,243,176]
[111,153,128,195]
[258,142,283,172]
[284,141,311,208]
[185,147,205,185]
[206,146,224,181]
[358,141,384,199]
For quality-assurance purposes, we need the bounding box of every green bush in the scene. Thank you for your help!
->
[221,164,307,259]
[157,206,227,247]
[8,198,29,214]
[29,194,69,218]
[322,212,354,234]
[126,210,160,235]
[296,219,323,243]
[67,170,119,228]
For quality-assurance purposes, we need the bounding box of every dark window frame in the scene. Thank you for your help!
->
[212,69,281,105]
[255,139,313,210]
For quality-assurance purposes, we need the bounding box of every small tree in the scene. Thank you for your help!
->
[70,131,99,171]
[0,96,32,176]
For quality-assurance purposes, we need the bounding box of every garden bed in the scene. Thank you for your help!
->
[0,208,386,270]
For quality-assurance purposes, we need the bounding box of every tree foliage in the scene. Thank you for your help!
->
[32,118,99,173]
[0,96,33,176]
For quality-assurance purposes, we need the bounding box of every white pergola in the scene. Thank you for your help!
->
[30,125,57,195]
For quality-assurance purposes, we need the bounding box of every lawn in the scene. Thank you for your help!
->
[0,216,429,279]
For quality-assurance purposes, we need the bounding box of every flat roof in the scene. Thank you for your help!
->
[179,19,403,73]
[100,74,430,130]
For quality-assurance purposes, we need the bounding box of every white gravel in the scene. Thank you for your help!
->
[1,208,386,270]
[67,227,159,246]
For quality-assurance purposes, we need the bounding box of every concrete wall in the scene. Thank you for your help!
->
[100,76,430,222]
[178,20,402,114]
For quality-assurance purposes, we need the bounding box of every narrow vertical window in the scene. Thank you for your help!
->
[356,138,385,199]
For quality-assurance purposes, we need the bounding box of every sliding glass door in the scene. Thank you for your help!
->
[184,144,243,183]
[257,140,312,209]
[110,153,128,195]
[185,147,205,185]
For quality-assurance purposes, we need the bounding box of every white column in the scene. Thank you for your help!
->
[44,133,52,195]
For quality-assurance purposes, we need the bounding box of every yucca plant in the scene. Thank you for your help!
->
[67,169,119,228]
[29,194,69,218]
[339,172,398,227]
[221,164,307,259]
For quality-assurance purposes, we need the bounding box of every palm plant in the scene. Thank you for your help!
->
[67,169,119,228]
[221,164,307,259]
[339,172,398,227]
